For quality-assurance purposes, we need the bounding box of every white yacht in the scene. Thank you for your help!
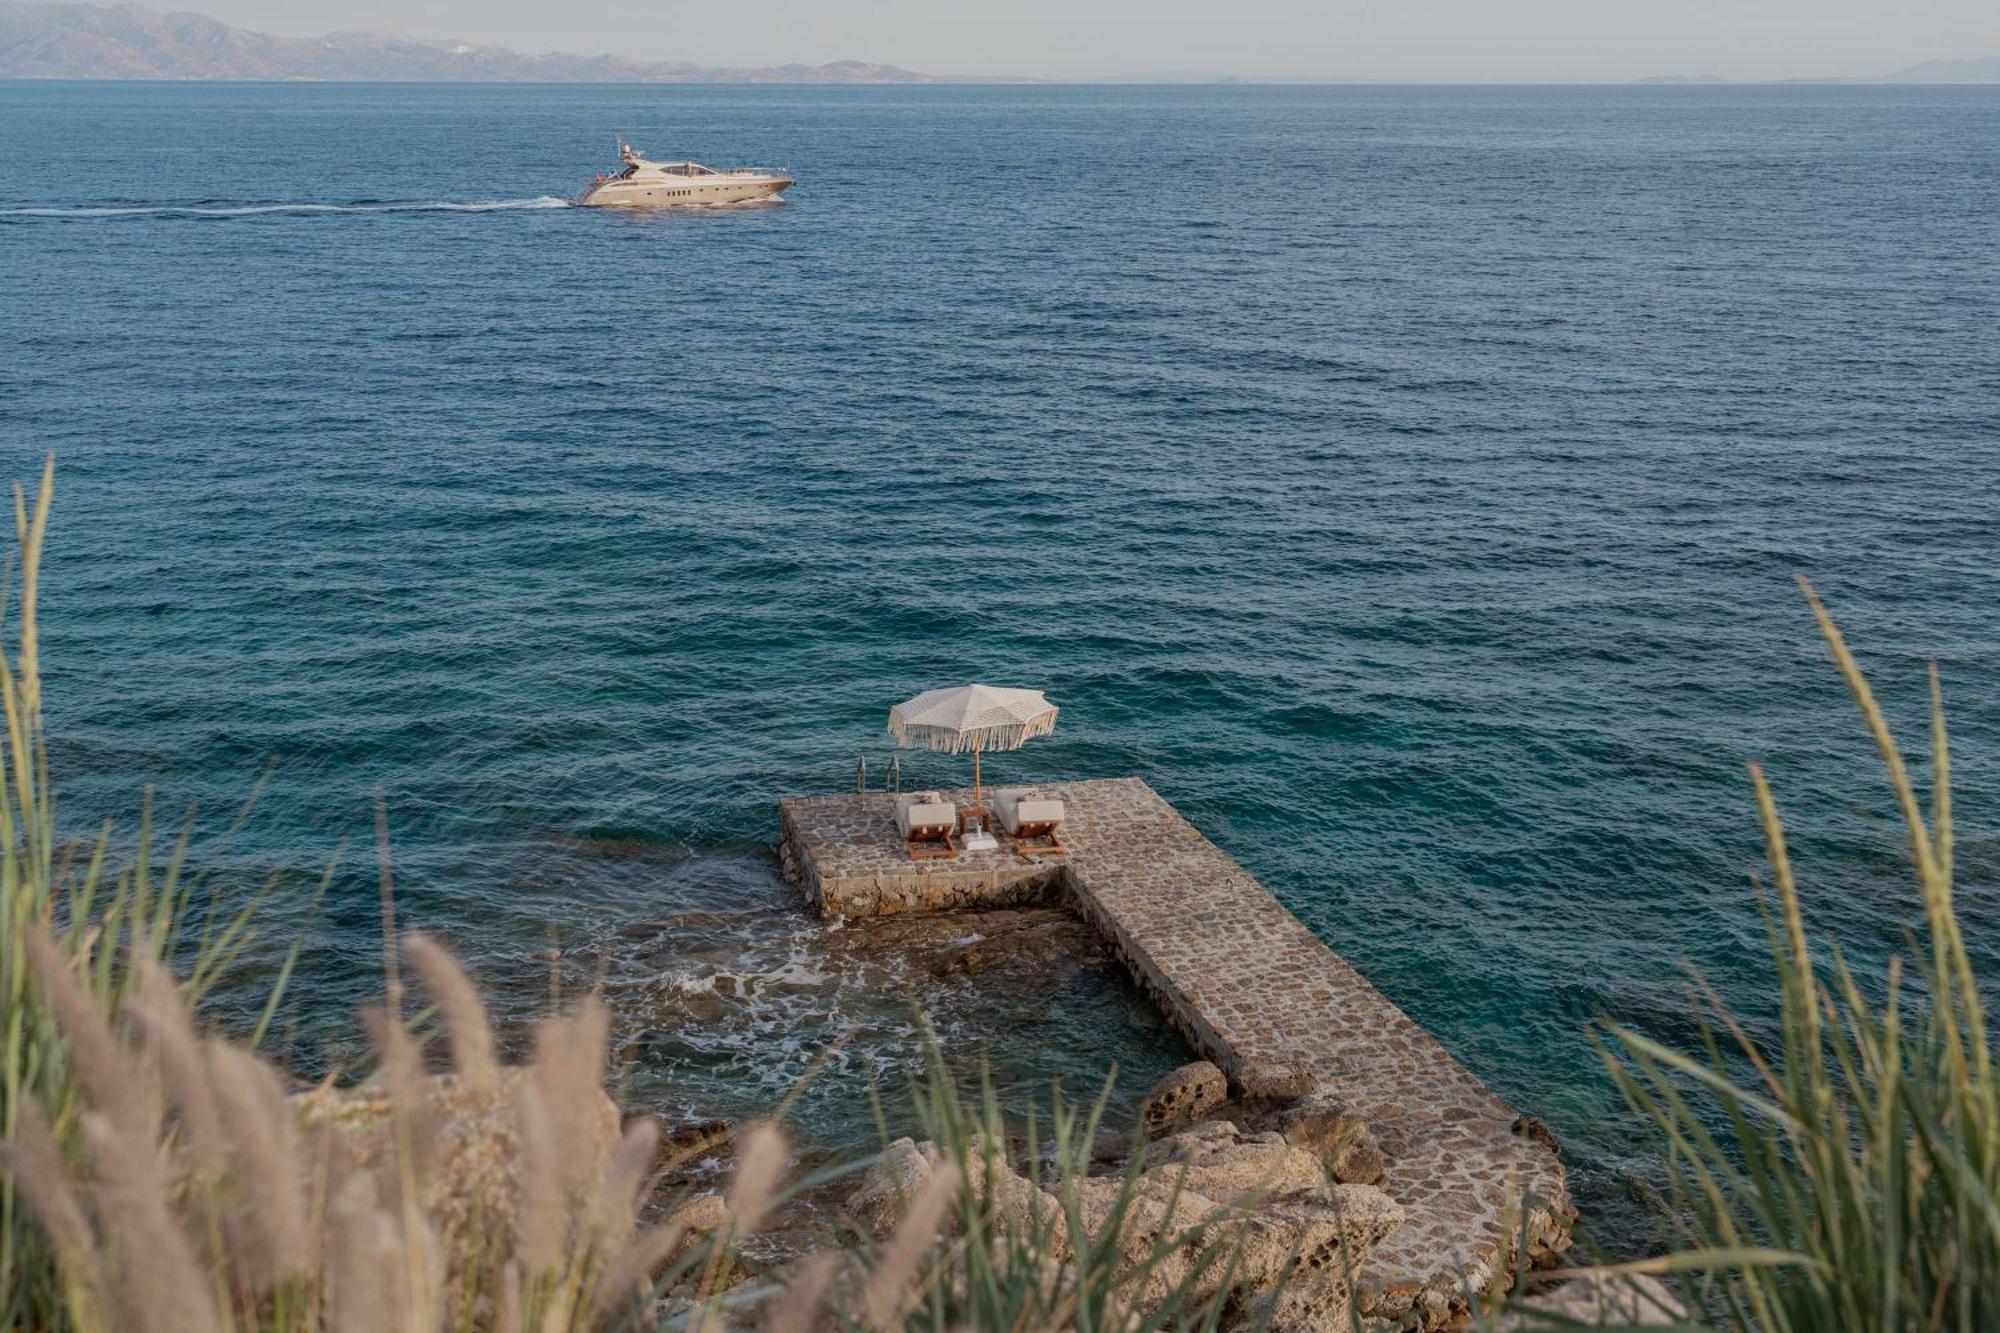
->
[577,140,793,208]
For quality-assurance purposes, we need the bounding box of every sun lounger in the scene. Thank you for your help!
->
[894,791,958,860]
[993,787,1065,856]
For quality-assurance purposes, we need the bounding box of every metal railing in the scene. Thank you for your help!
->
[855,755,904,796]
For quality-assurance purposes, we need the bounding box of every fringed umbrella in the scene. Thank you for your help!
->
[888,683,1057,811]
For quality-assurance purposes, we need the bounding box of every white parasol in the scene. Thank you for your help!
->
[887,683,1057,808]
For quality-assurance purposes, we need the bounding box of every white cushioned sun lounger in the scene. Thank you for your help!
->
[894,791,957,859]
[992,788,1065,855]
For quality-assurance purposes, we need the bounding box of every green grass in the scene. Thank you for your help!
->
[1587,581,1998,1330]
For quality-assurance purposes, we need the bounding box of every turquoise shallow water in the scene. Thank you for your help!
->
[2,81,1998,1254]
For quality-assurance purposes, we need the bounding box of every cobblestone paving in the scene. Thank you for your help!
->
[777,790,1064,916]
[778,778,1574,1325]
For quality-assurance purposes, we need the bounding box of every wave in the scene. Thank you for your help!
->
[0,196,574,219]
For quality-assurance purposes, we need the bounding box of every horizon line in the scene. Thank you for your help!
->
[4,74,1997,86]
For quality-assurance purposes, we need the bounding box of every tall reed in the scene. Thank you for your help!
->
[1596,581,1999,1329]
[0,458,298,1328]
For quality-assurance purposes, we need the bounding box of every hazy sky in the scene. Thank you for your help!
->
[155,0,2000,81]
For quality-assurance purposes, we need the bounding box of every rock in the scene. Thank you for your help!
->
[1231,1184,1405,1329]
[660,1192,729,1264]
[965,1140,1067,1251]
[1330,1138,1384,1186]
[1070,1174,1229,1310]
[294,1066,620,1253]
[664,1191,727,1237]
[1512,1114,1560,1155]
[658,1118,732,1172]
[1234,1058,1316,1102]
[1146,1137,1327,1206]
[1068,1173,1402,1323]
[1276,1095,1386,1186]
[1153,1118,1239,1157]
[917,910,1106,976]
[1140,1061,1228,1138]
[1257,1274,1356,1333]
[844,1137,940,1239]
[1088,1125,1132,1165]
[1279,1183,1405,1274]
[1498,1271,1685,1328]
[1152,1112,1240,1160]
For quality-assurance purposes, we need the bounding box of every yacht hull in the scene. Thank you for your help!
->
[577,177,792,208]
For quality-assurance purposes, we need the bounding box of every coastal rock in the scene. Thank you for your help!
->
[965,1140,1068,1250]
[1274,1095,1386,1186]
[1234,1057,1316,1102]
[658,1118,732,1172]
[1154,1117,1238,1156]
[1069,1173,1403,1322]
[1512,1114,1561,1155]
[1141,1060,1229,1138]
[665,1191,728,1237]
[293,1067,620,1245]
[1498,1271,1685,1327]
[1239,1185,1405,1329]
[1071,1174,1228,1308]
[661,1192,729,1263]
[1256,1274,1357,1333]
[1088,1125,1133,1165]
[844,1137,940,1239]
[1282,1184,1406,1273]
[1147,1129,1327,1205]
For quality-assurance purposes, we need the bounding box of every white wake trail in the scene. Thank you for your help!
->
[0,196,574,219]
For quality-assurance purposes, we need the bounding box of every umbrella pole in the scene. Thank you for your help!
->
[973,745,982,812]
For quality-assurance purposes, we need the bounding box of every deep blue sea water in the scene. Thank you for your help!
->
[2,81,1997,1254]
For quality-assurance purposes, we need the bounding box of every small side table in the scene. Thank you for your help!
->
[958,802,999,853]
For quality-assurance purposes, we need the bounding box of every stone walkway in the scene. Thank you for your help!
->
[778,777,1573,1324]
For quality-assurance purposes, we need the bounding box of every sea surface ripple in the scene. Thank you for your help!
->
[2,81,1997,1254]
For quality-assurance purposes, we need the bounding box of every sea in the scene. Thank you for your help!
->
[2,80,1996,1256]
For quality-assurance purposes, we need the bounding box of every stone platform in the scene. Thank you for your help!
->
[777,777,1573,1325]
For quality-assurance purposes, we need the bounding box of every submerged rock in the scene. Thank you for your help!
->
[808,906,1109,981]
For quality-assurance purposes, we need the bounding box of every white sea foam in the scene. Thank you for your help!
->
[0,196,574,219]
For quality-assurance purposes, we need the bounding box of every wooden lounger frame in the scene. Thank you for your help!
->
[905,826,957,861]
[1008,821,1065,857]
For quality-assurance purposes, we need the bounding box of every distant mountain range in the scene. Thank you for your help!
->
[1639,55,2000,85]
[1874,55,2000,82]
[0,1,961,82]
[3,1,1996,85]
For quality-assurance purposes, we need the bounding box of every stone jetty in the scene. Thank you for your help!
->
[778,777,1573,1325]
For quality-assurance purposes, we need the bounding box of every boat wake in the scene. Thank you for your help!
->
[0,196,575,219]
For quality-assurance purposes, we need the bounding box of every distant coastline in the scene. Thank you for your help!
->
[0,0,1032,83]
[1638,55,2000,85]
[2,1,1996,84]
